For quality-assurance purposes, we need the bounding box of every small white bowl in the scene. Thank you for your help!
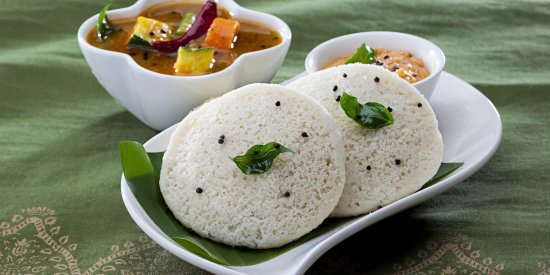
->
[305,31,445,99]
[78,0,291,130]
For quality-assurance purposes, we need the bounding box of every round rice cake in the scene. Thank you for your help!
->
[288,64,443,217]
[159,83,346,249]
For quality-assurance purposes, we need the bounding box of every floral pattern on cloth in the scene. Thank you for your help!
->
[538,259,550,275]
[0,207,205,275]
[392,232,505,275]
[1,207,79,274]
[3,206,535,274]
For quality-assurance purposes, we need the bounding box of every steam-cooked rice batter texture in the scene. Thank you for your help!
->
[288,64,443,217]
[160,83,346,248]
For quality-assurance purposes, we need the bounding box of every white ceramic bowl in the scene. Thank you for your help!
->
[305,32,445,99]
[78,0,291,130]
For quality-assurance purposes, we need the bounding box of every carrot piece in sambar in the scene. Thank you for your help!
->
[203,18,240,50]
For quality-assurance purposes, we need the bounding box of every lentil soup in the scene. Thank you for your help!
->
[87,1,282,76]
[324,48,430,83]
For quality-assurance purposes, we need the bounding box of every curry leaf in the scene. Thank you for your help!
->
[340,92,394,129]
[97,0,113,40]
[345,43,376,65]
[232,142,292,175]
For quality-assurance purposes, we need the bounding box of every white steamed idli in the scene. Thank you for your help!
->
[288,64,443,217]
[159,83,346,248]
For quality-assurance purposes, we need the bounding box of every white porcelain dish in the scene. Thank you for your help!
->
[121,71,501,274]
[305,32,445,99]
[77,0,291,131]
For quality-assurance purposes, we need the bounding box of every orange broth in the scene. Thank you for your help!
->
[86,2,282,76]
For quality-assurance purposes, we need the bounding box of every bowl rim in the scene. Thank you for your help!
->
[304,31,445,87]
[77,0,292,80]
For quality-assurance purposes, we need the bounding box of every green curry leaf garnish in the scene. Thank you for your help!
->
[345,43,376,65]
[340,92,394,129]
[232,142,292,175]
[97,0,114,40]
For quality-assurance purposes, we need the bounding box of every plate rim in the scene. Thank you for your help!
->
[120,71,502,275]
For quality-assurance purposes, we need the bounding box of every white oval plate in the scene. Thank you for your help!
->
[121,71,502,275]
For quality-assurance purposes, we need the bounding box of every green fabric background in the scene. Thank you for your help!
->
[1,0,549,274]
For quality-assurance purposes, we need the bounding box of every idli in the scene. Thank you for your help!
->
[159,83,346,248]
[288,64,443,217]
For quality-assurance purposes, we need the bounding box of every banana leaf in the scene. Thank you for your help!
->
[119,141,462,266]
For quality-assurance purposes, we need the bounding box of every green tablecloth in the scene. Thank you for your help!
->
[1,0,549,274]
